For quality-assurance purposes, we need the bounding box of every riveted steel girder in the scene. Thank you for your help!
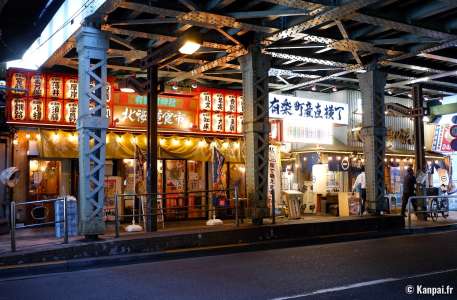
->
[358,68,387,213]
[76,26,109,237]
[239,46,270,225]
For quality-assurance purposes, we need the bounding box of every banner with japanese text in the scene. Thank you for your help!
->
[268,93,349,125]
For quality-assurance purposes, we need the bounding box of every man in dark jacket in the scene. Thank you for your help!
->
[401,167,417,217]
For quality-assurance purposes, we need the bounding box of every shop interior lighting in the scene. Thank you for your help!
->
[198,139,207,147]
[303,157,307,161]
[185,139,192,146]
[30,160,39,172]
[36,133,41,141]
[233,141,240,149]
[222,141,229,149]
[328,156,333,161]
[179,40,201,55]
[171,138,180,146]
[336,156,341,160]
[116,135,123,143]
[435,160,439,164]
[239,166,246,173]
[159,138,166,146]
[361,159,365,163]
[120,87,135,93]
[384,158,387,162]
[25,133,30,140]
[390,158,394,162]
[131,136,138,145]
[52,132,60,143]
[106,135,110,143]
[427,161,432,165]
[396,159,400,162]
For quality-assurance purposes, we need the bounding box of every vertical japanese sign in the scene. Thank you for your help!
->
[268,94,348,125]
[48,77,63,98]
[30,74,45,97]
[11,99,26,120]
[65,102,78,123]
[65,79,78,99]
[198,89,243,134]
[11,73,26,94]
[47,101,62,122]
[29,99,44,121]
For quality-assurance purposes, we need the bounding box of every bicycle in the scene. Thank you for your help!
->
[429,197,449,221]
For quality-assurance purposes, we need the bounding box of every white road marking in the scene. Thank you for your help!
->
[271,267,457,300]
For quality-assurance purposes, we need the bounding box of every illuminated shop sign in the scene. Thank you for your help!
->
[268,94,348,125]
[6,69,244,135]
[198,89,243,134]
[282,118,333,144]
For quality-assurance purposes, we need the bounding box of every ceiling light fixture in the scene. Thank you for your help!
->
[179,40,201,55]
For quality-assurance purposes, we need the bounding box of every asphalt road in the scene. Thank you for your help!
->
[2,230,457,300]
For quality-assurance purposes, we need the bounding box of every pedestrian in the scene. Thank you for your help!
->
[401,167,416,217]
[352,166,366,215]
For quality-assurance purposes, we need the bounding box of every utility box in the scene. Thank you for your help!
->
[54,196,78,238]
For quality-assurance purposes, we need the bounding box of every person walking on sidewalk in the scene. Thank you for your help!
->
[352,166,366,215]
[401,167,417,217]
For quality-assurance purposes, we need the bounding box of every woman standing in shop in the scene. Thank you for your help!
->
[352,166,366,215]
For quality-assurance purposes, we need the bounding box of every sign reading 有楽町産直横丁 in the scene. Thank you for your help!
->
[268,94,349,125]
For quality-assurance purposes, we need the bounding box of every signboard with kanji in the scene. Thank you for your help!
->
[6,68,244,136]
[196,88,243,134]
[268,94,348,125]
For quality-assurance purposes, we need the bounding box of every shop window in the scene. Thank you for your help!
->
[28,160,61,224]
[229,163,246,199]
[165,160,186,220]
[29,160,60,198]
[187,160,206,218]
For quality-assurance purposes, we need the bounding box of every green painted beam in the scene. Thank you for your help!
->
[429,102,457,116]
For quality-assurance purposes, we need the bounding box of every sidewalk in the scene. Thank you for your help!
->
[0,214,404,269]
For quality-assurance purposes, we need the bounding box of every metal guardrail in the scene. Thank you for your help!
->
[407,194,456,229]
[113,186,245,238]
[10,196,69,252]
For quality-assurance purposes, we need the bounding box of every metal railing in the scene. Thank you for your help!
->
[10,196,69,252]
[407,194,456,229]
[113,186,244,238]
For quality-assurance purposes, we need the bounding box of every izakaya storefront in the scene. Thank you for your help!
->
[269,90,446,217]
[6,68,247,224]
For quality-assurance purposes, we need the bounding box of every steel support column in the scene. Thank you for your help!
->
[76,26,108,237]
[412,84,425,174]
[238,45,270,225]
[146,61,158,232]
[357,67,387,213]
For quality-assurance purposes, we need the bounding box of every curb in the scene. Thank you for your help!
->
[0,228,424,279]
